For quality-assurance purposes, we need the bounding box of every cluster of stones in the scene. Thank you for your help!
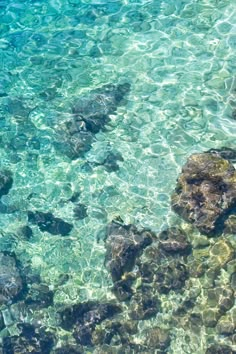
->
[170,149,236,352]
[1,80,236,352]
[0,83,132,353]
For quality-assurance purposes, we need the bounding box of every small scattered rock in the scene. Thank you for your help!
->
[28,211,73,236]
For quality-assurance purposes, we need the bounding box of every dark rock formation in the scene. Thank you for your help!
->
[154,261,188,294]
[28,211,73,236]
[56,83,130,159]
[206,344,236,354]
[2,324,54,354]
[104,221,154,282]
[0,170,13,198]
[129,286,161,320]
[158,227,191,255]
[171,152,236,235]
[25,283,54,309]
[0,253,22,305]
[53,346,84,354]
[72,83,130,133]
[59,301,121,346]
[140,245,189,294]
[17,225,33,239]
[92,320,138,346]
[207,147,236,162]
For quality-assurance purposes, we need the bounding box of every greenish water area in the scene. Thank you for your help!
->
[0,0,236,353]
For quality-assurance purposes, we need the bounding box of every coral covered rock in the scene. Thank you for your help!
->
[171,152,236,235]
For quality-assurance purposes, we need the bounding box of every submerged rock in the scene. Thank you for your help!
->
[207,147,236,163]
[171,152,236,235]
[59,301,122,346]
[17,225,33,240]
[158,227,191,255]
[206,344,236,354]
[104,221,154,282]
[144,327,171,352]
[208,239,234,269]
[0,170,13,198]
[129,286,161,320]
[92,320,138,346]
[0,253,22,305]
[72,83,131,134]
[56,83,130,159]
[53,346,84,354]
[2,324,55,354]
[28,211,73,236]
[154,260,189,294]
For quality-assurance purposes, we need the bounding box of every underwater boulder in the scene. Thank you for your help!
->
[171,152,236,235]
[158,227,191,255]
[53,346,84,354]
[0,253,22,305]
[56,83,130,159]
[139,243,189,294]
[17,225,33,240]
[59,301,122,346]
[206,344,236,354]
[92,319,138,346]
[24,283,54,309]
[104,221,155,282]
[112,274,135,301]
[3,324,55,354]
[0,170,13,198]
[154,260,189,294]
[28,211,73,236]
[72,83,131,134]
[129,286,161,320]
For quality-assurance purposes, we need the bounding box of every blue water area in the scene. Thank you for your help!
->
[0,0,236,352]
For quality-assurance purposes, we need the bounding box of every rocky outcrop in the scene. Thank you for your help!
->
[56,83,130,159]
[171,152,236,235]
[104,221,154,282]
[59,301,122,346]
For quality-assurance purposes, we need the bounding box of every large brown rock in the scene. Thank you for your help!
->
[104,221,154,282]
[171,153,236,235]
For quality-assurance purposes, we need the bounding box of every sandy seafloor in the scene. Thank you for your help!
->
[0,0,236,353]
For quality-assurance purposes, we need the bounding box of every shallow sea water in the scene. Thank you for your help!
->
[0,0,236,353]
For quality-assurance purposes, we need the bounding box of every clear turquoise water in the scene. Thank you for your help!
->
[0,0,236,353]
